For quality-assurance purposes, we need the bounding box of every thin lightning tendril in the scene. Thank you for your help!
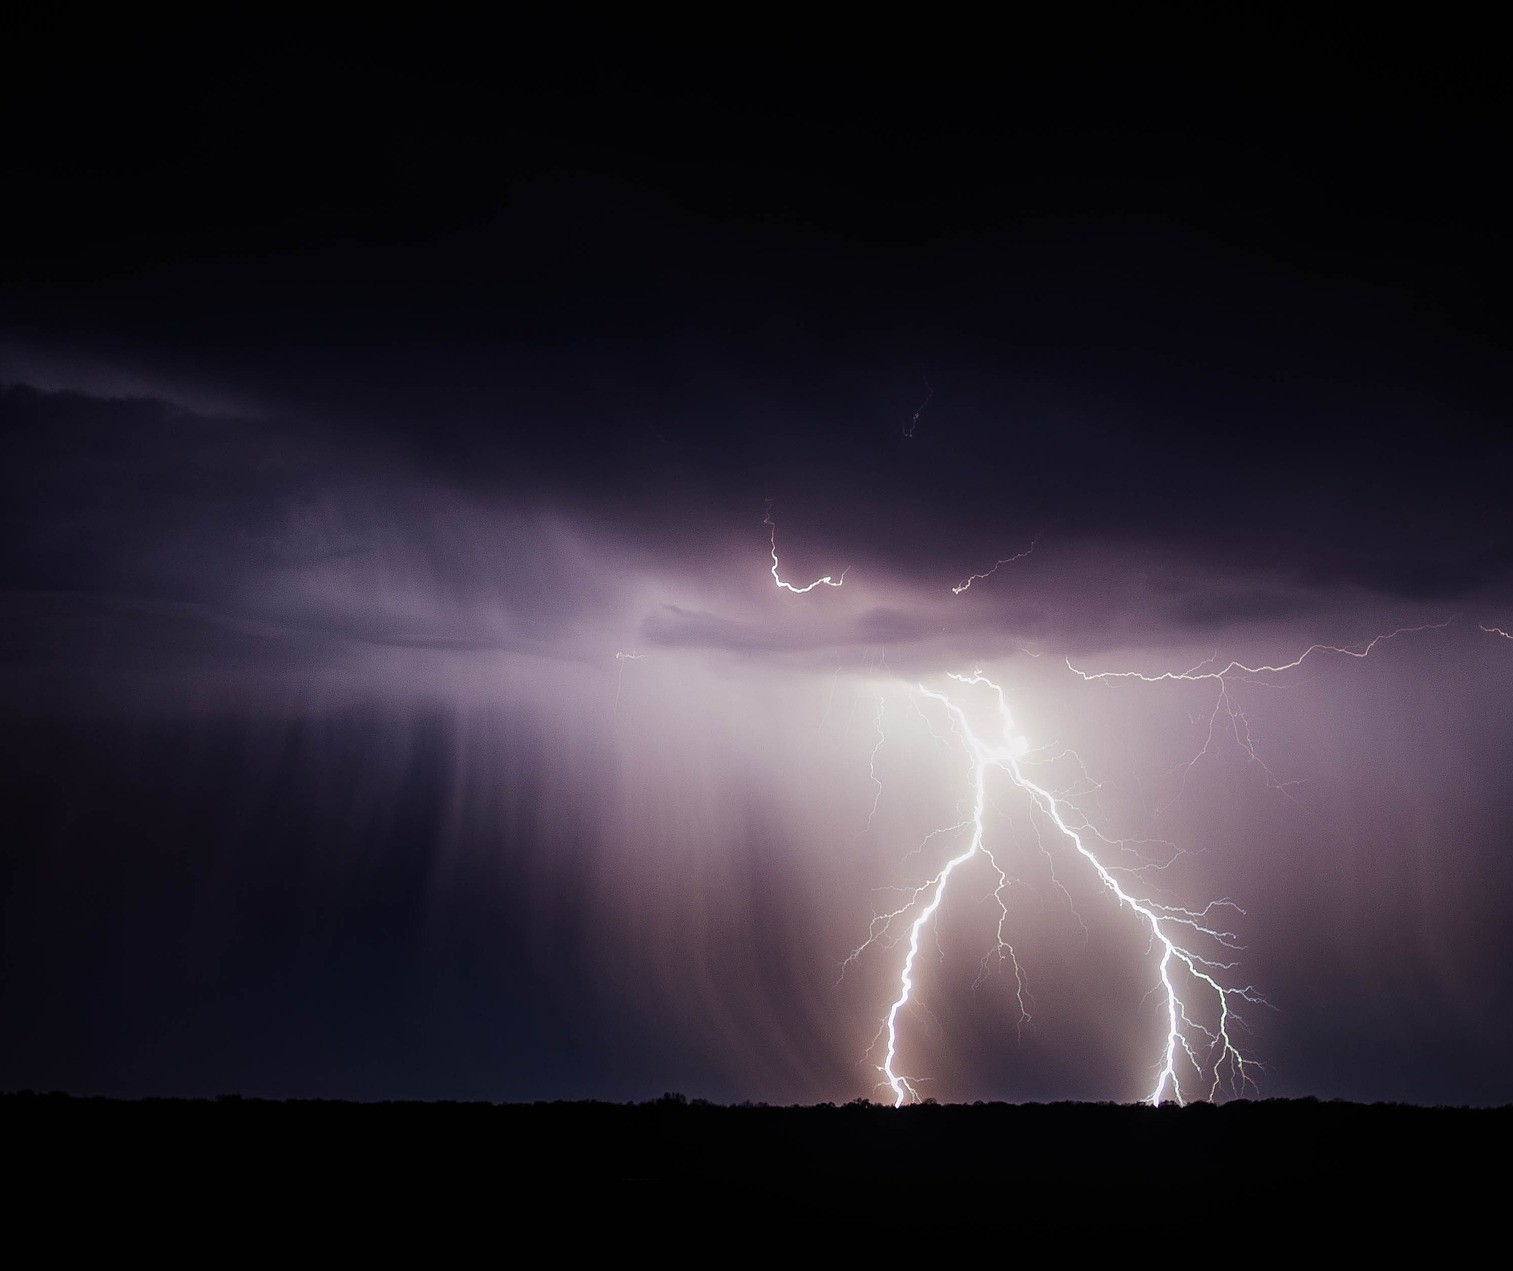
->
[903,378,933,439]
[951,532,1041,595]
[613,650,644,723]
[1481,624,1513,641]
[865,697,887,829]
[766,501,848,593]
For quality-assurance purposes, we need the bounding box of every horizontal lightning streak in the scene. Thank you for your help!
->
[1063,622,1451,812]
[1065,621,1450,683]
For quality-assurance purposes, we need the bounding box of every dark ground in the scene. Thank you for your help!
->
[7,1092,1505,1231]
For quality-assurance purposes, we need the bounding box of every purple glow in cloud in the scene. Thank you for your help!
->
[5,381,1510,1106]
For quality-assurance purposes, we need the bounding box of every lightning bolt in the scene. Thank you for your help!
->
[756,499,1470,1106]
[951,532,1041,595]
[873,672,1258,1107]
[766,501,848,594]
[1481,624,1513,640]
[869,624,1447,1105]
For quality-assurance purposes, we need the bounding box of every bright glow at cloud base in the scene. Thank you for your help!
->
[867,673,1259,1106]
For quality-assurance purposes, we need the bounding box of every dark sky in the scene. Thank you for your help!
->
[4,16,1511,1106]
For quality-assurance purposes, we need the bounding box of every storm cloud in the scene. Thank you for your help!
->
[4,17,1512,1106]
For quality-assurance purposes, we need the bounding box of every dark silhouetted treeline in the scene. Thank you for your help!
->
[9,1091,1506,1252]
[6,1090,1505,1198]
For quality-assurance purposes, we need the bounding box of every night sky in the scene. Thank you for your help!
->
[4,16,1511,1106]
